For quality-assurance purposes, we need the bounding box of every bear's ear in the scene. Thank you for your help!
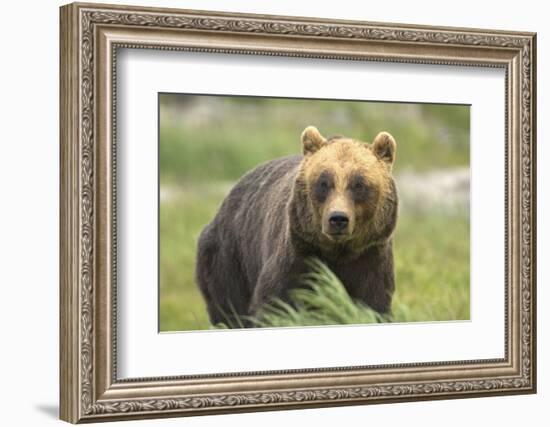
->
[372,131,397,166]
[301,126,326,156]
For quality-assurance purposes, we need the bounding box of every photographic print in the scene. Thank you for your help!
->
[159,94,470,331]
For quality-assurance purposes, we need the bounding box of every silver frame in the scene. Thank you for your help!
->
[60,2,537,423]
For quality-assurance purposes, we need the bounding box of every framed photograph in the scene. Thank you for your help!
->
[59,2,537,423]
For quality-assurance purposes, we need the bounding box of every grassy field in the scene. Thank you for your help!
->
[159,95,470,331]
[160,96,469,184]
[160,193,470,330]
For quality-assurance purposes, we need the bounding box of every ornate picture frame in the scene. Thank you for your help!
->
[60,2,536,423]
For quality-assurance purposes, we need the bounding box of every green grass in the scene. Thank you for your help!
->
[392,213,470,322]
[159,96,469,184]
[242,259,388,329]
[159,187,220,331]
[250,246,469,328]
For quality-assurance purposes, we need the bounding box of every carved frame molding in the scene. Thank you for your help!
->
[60,2,536,423]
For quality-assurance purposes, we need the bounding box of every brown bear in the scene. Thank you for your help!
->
[195,126,398,326]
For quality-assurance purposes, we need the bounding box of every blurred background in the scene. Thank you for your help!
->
[159,94,470,332]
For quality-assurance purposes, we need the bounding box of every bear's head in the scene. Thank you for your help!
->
[290,126,398,260]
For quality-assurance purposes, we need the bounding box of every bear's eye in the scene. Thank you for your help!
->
[314,172,333,202]
[349,175,369,201]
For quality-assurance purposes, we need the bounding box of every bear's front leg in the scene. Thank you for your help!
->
[333,241,395,315]
[248,255,307,318]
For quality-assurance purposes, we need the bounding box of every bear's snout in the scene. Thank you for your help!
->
[321,191,355,240]
[328,211,349,233]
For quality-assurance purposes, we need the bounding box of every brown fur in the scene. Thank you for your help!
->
[195,126,398,326]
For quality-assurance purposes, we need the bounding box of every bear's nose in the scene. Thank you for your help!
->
[328,212,349,232]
